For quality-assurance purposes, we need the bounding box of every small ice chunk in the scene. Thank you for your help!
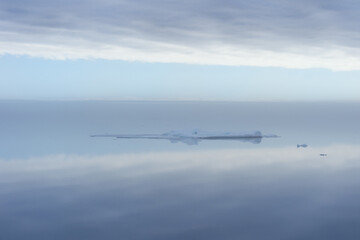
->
[297,144,308,148]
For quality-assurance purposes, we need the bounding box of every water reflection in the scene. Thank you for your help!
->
[1,101,360,239]
[1,144,360,239]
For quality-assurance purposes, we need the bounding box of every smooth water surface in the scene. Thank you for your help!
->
[1,101,360,239]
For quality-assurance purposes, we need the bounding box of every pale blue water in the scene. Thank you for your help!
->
[0,101,360,239]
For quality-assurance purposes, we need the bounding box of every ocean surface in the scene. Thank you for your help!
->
[1,101,360,239]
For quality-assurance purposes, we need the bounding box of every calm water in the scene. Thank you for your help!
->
[1,101,360,239]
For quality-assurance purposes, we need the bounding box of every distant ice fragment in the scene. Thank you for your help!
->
[91,129,278,145]
[297,144,308,148]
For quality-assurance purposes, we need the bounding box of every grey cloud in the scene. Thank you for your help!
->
[1,0,360,69]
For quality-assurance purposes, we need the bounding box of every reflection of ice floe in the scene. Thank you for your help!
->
[297,144,308,148]
[91,129,278,145]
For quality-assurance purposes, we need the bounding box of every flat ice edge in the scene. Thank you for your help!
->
[263,134,280,138]
[91,130,279,145]
[91,130,280,139]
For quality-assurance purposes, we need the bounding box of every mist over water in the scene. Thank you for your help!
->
[1,101,360,239]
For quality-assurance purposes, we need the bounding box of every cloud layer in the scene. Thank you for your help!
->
[1,0,360,70]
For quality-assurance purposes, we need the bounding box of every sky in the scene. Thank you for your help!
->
[0,0,360,101]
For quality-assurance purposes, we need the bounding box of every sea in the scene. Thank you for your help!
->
[1,101,360,239]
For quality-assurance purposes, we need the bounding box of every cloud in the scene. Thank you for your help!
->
[1,0,360,70]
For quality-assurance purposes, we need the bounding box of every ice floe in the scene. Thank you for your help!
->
[297,144,308,148]
[91,129,279,145]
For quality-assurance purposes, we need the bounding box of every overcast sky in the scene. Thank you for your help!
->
[1,0,360,100]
